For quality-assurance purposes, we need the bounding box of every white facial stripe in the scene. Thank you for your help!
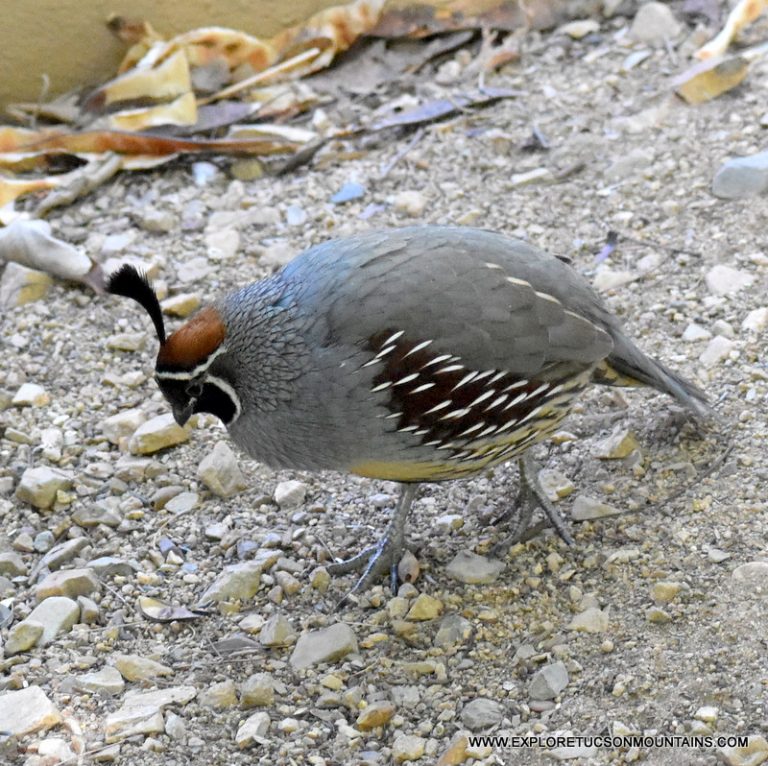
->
[206,374,242,424]
[156,345,227,381]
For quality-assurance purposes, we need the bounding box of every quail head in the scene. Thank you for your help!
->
[107,225,710,596]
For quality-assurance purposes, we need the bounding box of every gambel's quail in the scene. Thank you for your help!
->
[107,226,710,595]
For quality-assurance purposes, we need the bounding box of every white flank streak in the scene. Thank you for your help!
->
[519,405,544,424]
[547,383,565,397]
[361,358,381,369]
[473,370,495,383]
[457,422,485,438]
[398,425,420,432]
[374,344,397,360]
[414,428,429,436]
[437,441,460,450]
[503,379,529,391]
[422,354,452,368]
[452,371,478,390]
[525,383,550,399]
[385,412,402,420]
[424,400,452,415]
[476,424,499,439]
[454,451,473,460]
[485,394,508,411]
[424,439,442,447]
[485,262,503,270]
[410,382,436,394]
[496,418,520,434]
[436,364,465,374]
[403,339,433,357]
[440,408,470,420]
[467,389,496,408]
[487,371,506,386]
[506,276,531,288]
[535,290,562,305]
[155,345,227,381]
[370,381,392,392]
[394,372,419,386]
[503,392,528,410]
[381,330,405,347]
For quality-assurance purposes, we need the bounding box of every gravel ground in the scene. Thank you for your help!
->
[1,7,768,766]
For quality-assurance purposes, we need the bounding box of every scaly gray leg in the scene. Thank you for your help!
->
[491,454,574,557]
[328,484,419,600]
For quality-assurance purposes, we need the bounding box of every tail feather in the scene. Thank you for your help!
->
[593,334,713,421]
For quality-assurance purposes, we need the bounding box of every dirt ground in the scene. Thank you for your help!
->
[2,7,768,766]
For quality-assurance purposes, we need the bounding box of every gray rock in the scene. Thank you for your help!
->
[87,556,136,578]
[35,568,99,600]
[731,561,768,583]
[392,734,426,762]
[446,550,504,584]
[128,413,189,455]
[235,711,271,748]
[529,661,570,700]
[12,382,49,407]
[101,408,146,446]
[240,672,276,707]
[630,2,682,45]
[113,653,173,682]
[572,495,622,520]
[705,265,754,296]
[260,614,298,647]
[15,466,72,510]
[289,623,358,669]
[460,697,505,731]
[199,679,238,709]
[198,550,280,603]
[137,208,176,233]
[0,686,62,737]
[77,595,100,624]
[72,504,121,528]
[434,614,473,649]
[77,666,125,695]
[0,550,27,576]
[104,685,197,742]
[27,597,80,644]
[197,441,248,497]
[5,619,44,654]
[713,151,768,199]
[165,712,187,742]
[33,530,55,552]
[699,336,735,367]
[567,607,609,633]
[274,480,306,509]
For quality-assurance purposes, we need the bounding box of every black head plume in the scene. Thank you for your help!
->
[106,264,166,345]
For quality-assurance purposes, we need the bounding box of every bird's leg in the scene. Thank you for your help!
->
[491,454,574,557]
[328,484,419,598]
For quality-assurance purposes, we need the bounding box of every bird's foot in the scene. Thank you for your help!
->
[327,525,409,606]
[491,455,574,558]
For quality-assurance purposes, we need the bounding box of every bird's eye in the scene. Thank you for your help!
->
[187,381,204,399]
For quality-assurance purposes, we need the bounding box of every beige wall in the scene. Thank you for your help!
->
[0,0,341,112]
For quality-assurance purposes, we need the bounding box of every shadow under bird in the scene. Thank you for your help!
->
[106,225,710,596]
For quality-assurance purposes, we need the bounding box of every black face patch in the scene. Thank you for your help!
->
[193,381,238,424]
[156,378,192,414]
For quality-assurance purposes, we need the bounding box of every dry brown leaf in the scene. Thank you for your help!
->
[695,0,767,60]
[92,48,192,108]
[107,91,198,130]
[673,55,751,104]
[21,129,305,157]
[0,177,60,207]
[138,596,203,623]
